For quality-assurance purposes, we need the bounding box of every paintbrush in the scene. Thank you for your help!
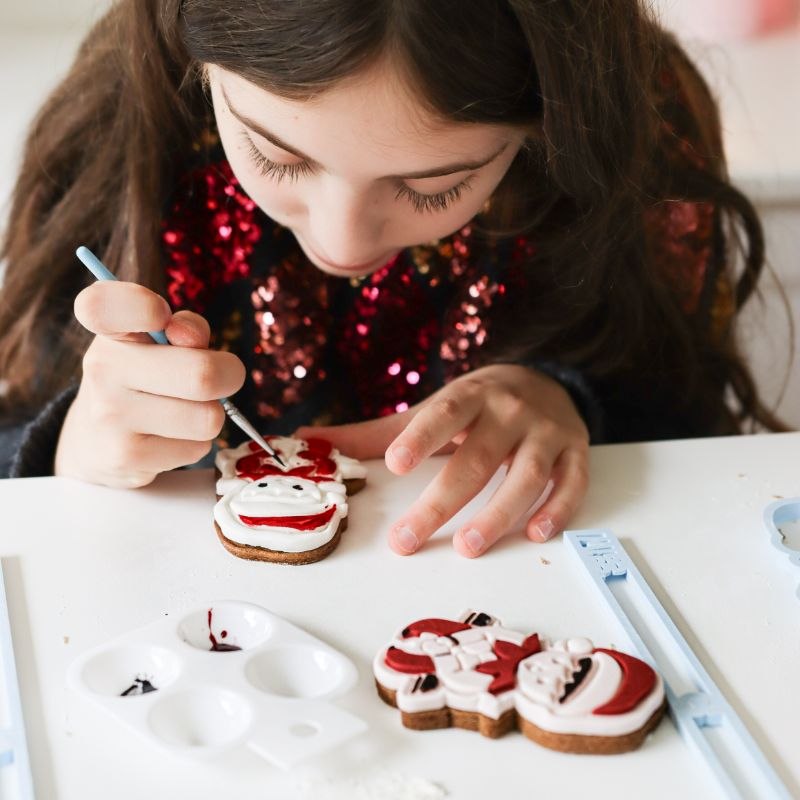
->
[75,246,286,467]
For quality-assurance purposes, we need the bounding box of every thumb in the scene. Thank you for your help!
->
[294,410,414,461]
[165,310,211,349]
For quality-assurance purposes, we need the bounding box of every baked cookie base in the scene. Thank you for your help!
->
[376,680,667,754]
[214,518,347,565]
[376,681,516,739]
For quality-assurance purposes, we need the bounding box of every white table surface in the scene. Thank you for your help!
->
[1,431,799,799]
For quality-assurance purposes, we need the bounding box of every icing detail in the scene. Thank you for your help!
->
[375,614,666,737]
[591,648,658,715]
[239,505,336,531]
[401,618,472,639]
[215,435,367,497]
[385,646,435,675]
[475,634,542,694]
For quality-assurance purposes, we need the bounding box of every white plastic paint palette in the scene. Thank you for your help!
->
[67,601,367,769]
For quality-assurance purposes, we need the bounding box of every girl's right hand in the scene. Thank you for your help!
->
[55,282,246,488]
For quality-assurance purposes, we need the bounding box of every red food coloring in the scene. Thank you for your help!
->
[239,505,336,531]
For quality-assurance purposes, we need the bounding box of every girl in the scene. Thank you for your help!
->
[0,0,784,557]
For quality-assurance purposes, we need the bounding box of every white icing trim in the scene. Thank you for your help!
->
[215,436,367,496]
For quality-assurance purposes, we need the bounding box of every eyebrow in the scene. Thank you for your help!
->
[222,85,509,180]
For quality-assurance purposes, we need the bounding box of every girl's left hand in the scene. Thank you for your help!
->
[294,363,589,557]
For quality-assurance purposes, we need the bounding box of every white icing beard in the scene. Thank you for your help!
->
[374,626,665,735]
[214,475,348,553]
[215,436,367,496]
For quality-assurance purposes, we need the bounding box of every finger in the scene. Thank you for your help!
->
[526,447,589,543]
[75,282,172,338]
[388,411,519,555]
[294,409,414,460]
[112,389,225,441]
[452,437,560,558]
[84,336,245,401]
[102,433,213,477]
[165,311,211,349]
[385,384,484,474]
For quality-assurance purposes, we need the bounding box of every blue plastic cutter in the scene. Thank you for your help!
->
[565,529,792,800]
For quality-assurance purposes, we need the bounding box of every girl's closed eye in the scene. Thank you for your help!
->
[241,129,475,214]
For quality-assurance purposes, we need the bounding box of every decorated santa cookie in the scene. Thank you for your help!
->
[373,611,666,754]
[213,436,367,565]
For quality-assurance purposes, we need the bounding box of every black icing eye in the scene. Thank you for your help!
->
[258,482,268,488]
[292,484,303,491]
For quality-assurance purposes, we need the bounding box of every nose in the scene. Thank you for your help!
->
[306,179,384,267]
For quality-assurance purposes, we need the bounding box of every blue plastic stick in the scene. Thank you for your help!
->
[564,529,791,800]
[763,498,800,599]
[74,246,284,465]
[0,561,35,800]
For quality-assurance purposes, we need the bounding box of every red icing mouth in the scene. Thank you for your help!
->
[235,438,337,482]
[239,505,337,531]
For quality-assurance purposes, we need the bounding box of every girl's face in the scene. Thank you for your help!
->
[208,63,526,279]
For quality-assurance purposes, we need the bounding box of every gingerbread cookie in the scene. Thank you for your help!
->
[213,436,367,565]
[373,611,666,754]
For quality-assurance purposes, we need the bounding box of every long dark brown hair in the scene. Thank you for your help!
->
[0,0,787,434]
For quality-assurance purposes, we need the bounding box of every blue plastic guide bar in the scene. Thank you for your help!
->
[564,530,791,800]
[0,560,35,800]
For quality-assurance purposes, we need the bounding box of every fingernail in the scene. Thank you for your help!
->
[461,528,486,556]
[393,525,418,553]
[462,527,486,555]
[532,518,556,542]
[390,446,414,469]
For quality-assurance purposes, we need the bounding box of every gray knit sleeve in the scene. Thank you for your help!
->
[5,385,79,478]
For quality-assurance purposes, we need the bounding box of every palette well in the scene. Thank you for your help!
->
[67,601,367,769]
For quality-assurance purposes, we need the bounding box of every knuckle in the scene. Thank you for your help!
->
[462,444,497,485]
[498,392,526,421]
[104,435,141,473]
[197,401,225,440]
[186,439,213,463]
[519,456,549,489]
[186,354,218,399]
[571,460,590,492]
[536,418,559,439]
[422,498,449,529]
[431,395,463,425]
[458,377,484,399]
[484,503,512,532]
[81,343,107,384]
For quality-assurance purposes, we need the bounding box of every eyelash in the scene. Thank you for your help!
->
[241,132,474,214]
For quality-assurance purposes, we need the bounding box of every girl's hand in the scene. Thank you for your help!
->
[55,282,245,488]
[295,363,589,557]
